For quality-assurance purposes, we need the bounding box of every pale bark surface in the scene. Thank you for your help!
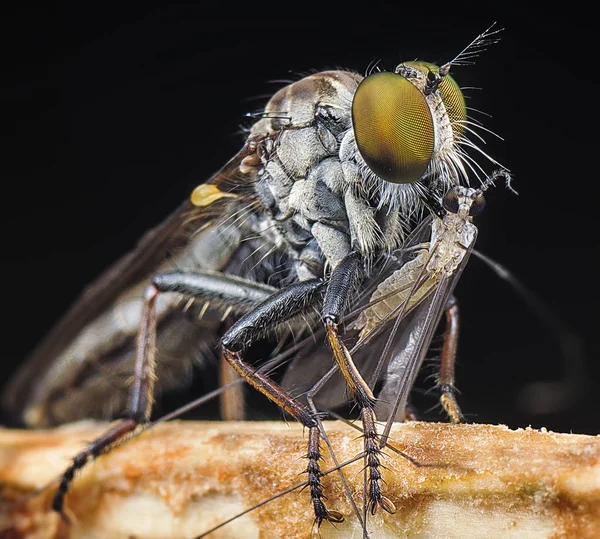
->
[1,420,599,538]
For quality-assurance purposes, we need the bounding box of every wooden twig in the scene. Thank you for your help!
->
[1,421,599,538]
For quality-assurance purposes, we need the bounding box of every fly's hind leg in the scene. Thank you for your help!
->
[220,279,344,526]
[53,284,161,516]
[52,271,276,516]
[323,252,396,516]
[438,296,465,423]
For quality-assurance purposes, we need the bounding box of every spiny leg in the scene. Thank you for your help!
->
[53,284,160,515]
[323,252,395,515]
[154,271,276,421]
[221,279,343,526]
[305,366,368,535]
[438,296,465,423]
[53,271,275,515]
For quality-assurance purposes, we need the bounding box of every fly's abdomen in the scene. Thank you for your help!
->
[10,223,251,426]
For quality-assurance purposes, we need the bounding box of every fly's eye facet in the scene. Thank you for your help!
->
[352,71,434,184]
[404,61,467,139]
[442,188,460,214]
[469,194,486,216]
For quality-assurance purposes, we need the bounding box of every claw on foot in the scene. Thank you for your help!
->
[307,426,344,527]
[314,499,345,526]
[369,495,396,515]
[325,509,345,524]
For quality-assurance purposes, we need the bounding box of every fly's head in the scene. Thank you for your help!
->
[352,61,467,190]
[350,24,505,214]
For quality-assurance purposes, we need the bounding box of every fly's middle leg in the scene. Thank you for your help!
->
[438,296,465,423]
[220,279,344,526]
[139,273,344,525]
[323,252,396,515]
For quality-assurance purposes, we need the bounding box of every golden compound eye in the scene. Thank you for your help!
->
[403,61,467,139]
[352,71,434,184]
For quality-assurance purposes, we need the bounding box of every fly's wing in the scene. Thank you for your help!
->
[375,275,457,422]
[3,135,268,426]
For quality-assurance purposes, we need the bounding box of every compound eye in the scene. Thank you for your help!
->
[404,61,467,139]
[442,187,460,213]
[469,194,486,216]
[352,72,434,184]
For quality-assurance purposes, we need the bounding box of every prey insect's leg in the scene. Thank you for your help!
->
[221,279,343,526]
[438,296,465,423]
[323,252,396,515]
[53,271,276,515]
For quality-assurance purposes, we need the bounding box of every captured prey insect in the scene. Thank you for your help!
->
[3,25,505,531]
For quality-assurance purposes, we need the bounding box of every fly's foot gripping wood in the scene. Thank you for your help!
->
[1,421,600,538]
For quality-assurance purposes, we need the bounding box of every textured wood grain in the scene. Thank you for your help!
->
[1,421,599,538]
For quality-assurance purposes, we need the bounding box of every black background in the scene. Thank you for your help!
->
[2,7,598,433]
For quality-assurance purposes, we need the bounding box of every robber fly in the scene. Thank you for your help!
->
[3,25,504,529]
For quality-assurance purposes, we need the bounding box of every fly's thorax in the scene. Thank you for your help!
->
[247,72,356,275]
[245,64,473,276]
[426,210,476,277]
[249,72,356,228]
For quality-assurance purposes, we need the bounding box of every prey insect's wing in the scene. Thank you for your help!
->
[376,252,472,427]
[280,216,437,411]
[281,208,475,428]
[3,136,267,426]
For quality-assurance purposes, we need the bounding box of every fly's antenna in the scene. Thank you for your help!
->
[440,22,503,76]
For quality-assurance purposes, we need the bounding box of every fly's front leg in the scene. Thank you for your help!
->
[53,271,275,516]
[323,252,396,515]
[438,296,465,423]
[221,280,344,526]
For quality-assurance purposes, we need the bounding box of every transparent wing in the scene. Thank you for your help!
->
[3,136,268,425]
